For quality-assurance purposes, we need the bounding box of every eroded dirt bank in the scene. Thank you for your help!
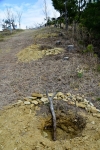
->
[0,96,100,150]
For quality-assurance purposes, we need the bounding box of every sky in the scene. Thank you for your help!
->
[0,0,60,30]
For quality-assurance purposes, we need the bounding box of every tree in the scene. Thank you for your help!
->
[81,1,100,36]
[2,7,17,31]
[51,0,78,24]
[16,11,22,29]
[43,0,48,25]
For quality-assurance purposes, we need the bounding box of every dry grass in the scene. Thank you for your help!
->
[17,44,64,62]
[0,26,100,110]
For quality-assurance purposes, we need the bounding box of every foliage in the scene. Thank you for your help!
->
[51,0,78,23]
[97,64,100,72]
[81,1,100,37]
[83,44,94,53]
[96,97,100,101]
[76,66,84,78]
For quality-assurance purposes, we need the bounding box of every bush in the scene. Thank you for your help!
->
[97,64,100,72]
[83,44,94,53]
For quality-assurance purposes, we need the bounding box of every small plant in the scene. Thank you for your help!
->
[97,64,100,72]
[83,44,94,53]
[0,38,4,42]
[76,66,84,78]
[96,97,100,101]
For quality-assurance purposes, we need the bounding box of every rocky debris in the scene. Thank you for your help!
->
[63,56,69,60]
[41,97,48,103]
[11,92,100,116]
[24,101,31,105]
[31,93,43,98]
[55,40,62,45]
[31,100,39,105]
[93,113,100,118]
[67,45,74,52]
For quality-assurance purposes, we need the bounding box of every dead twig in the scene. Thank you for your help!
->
[46,91,57,141]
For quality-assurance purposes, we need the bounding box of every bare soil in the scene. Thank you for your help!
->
[0,27,100,150]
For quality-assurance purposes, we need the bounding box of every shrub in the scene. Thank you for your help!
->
[83,44,94,53]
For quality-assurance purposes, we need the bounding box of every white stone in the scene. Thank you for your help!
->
[32,100,38,105]
[32,93,43,98]
[89,102,94,107]
[42,131,48,138]
[91,121,95,125]
[27,96,37,100]
[41,97,48,102]
[67,45,74,51]
[76,96,83,102]
[93,113,100,118]
[24,101,31,105]
[66,92,71,96]
[83,99,89,104]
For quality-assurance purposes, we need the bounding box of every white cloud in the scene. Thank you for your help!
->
[0,0,60,30]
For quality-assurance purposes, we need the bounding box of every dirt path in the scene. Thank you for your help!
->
[0,30,35,108]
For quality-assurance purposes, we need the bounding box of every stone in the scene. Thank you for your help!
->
[41,97,48,102]
[63,57,69,60]
[89,102,94,107]
[72,98,77,102]
[90,106,98,113]
[27,96,37,100]
[12,100,23,106]
[31,100,38,105]
[48,93,54,97]
[91,121,95,125]
[31,104,34,108]
[24,98,31,102]
[42,131,48,138]
[55,40,62,45]
[57,92,65,99]
[67,45,74,52]
[63,99,68,101]
[66,93,71,96]
[74,88,78,91]
[76,102,86,109]
[37,99,42,104]
[68,98,71,101]
[97,109,100,113]
[68,101,75,105]
[83,99,89,104]
[76,96,83,102]
[18,100,23,103]
[32,93,43,98]
[24,101,31,105]
[82,95,85,98]
[53,96,58,100]
[85,104,91,112]
[93,113,100,118]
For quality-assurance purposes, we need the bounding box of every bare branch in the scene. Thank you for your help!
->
[16,11,22,29]
[46,90,57,141]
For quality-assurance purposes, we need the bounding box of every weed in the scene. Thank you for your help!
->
[97,64,100,72]
[76,66,84,78]
[0,38,4,42]
[83,44,94,53]
[96,97,100,101]
[77,72,83,78]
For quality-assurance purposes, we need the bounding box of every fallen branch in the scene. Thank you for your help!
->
[46,91,57,141]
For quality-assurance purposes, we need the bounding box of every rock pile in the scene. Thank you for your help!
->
[13,92,100,117]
